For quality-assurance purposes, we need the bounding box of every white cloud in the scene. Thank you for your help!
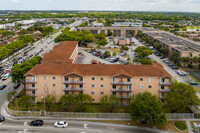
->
[12,0,19,3]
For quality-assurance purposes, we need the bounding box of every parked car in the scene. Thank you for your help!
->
[30,120,43,126]
[54,121,68,128]
[0,115,5,122]
[2,73,10,80]
[171,65,178,69]
[14,83,20,89]
[29,54,33,58]
[0,85,6,90]
[177,70,187,76]
[190,81,198,85]
[0,70,4,75]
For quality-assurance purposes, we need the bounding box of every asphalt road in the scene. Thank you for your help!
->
[0,120,169,133]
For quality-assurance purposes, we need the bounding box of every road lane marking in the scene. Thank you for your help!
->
[83,124,88,129]
[24,122,28,126]
[0,122,2,126]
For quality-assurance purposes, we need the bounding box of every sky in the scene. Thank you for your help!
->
[0,0,200,12]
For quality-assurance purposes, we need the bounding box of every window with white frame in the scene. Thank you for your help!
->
[91,91,95,95]
[53,84,56,87]
[44,76,47,80]
[139,84,143,89]
[148,85,152,89]
[100,84,104,88]
[53,77,56,80]
[140,78,143,81]
[44,83,48,87]
[52,90,56,94]
[92,77,95,80]
[92,84,95,88]
[148,78,152,82]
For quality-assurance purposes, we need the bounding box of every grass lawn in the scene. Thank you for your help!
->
[109,48,121,53]
[186,26,200,29]
[88,120,188,133]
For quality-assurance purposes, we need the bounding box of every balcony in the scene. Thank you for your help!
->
[63,87,84,92]
[29,94,37,97]
[117,95,132,99]
[112,81,132,85]
[159,95,165,99]
[111,88,132,92]
[159,89,170,93]
[26,87,36,91]
[63,80,84,84]
[160,82,171,86]
[26,79,36,83]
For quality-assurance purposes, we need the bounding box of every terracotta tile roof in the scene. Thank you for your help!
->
[41,41,78,63]
[25,63,171,77]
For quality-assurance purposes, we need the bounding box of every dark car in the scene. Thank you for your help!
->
[172,65,178,69]
[0,85,6,90]
[14,83,20,89]
[0,115,5,122]
[29,54,33,58]
[30,120,43,126]
[0,70,4,75]
[190,81,198,85]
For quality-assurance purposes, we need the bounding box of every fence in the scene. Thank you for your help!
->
[166,113,194,119]
[7,107,194,120]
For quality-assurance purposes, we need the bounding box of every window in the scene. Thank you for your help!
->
[92,99,95,101]
[100,91,104,95]
[161,86,164,90]
[52,90,56,94]
[32,76,35,81]
[148,85,152,88]
[32,90,35,95]
[65,92,69,95]
[91,91,95,95]
[92,77,95,80]
[148,78,152,82]
[140,78,143,81]
[112,85,116,89]
[45,90,48,94]
[32,84,35,87]
[44,76,47,80]
[127,78,131,82]
[127,85,132,90]
[79,92,83,94]
[79,77,83,81]
[113,78,117,82]
[112,92,116,95]
[139,84,143,89]
[53,84,56,87]
[92,84,95,88]
[161,78,165,82]
[65,77,69,81]
[44,83,48,87]
[79,84,83,88]
[101,77,104,81]
[65,84,68,88]
[53,77,56,80]
[140,91,143,94]
[100,84,104,88]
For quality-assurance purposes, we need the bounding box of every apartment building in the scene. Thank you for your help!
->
[25,41,171,104]
[41,41,78,64]
[139,29,200,66]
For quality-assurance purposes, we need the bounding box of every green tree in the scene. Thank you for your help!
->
[130,30,135,37]
[182,57,191,67]
[165,80,200,113]
[18,95,34,111]
[11,56,42,93]
[2,31,15,40]
[192,56,199,67]
[58,94,75,112]
[107,29,113,36]
[100,95,120,113]
[7,90,17,106]
[76,94,92,111]
[18,29,27,35]
[41,95,56,111]
[127,57,131,62]
[112,52,116,56]
[18,35,35,44]
[95,33,106,40]
[140,58,153,65]
[104,51,111,57]
[97,39,108,46]
[134,46,153,58]
[133,58,139,64]
[130,92,166,126]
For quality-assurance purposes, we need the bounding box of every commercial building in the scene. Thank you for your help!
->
[25,41,171,104]
[114,37,130,45]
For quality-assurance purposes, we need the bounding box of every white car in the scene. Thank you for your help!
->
[54,121,68,128]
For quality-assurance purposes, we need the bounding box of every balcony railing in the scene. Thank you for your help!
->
[26,87,36,91]
[29,94,37,97]
[117,95,132,99]
[112,81,132,85]
[63,80,84,84]
[111,88,132,92]
[160,89,170,93]
[63,87,84,91]
[26,80,36,83]
[160,82,171,85]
